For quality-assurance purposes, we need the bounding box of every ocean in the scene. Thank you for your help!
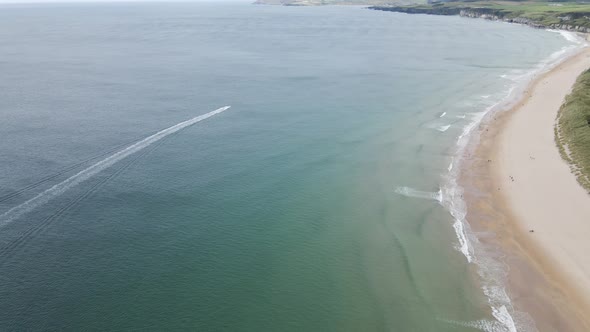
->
[0,2,576,331]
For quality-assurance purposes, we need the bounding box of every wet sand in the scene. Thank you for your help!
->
[461,45,590,330]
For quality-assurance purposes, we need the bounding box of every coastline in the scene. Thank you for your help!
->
[369,5,590,34]
[461,40,590,330]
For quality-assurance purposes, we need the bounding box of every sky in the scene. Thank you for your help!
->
[0,0,248,3]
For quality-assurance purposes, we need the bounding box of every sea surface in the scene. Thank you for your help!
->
[0,2,575,331]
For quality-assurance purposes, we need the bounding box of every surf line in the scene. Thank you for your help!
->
[0,106,231,226]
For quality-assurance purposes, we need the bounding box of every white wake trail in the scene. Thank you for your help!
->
[0,106,231,226]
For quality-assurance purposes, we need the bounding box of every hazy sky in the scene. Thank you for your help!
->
[0,0,248,3]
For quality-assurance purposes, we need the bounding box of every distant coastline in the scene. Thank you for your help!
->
[370,3,590,33]
[253,0,415,6]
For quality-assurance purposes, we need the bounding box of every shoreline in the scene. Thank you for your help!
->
[461,40,590,330]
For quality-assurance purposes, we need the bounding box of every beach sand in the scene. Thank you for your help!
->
[462,45,590,330]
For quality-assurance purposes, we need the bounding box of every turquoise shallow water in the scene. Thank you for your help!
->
[0,3,572,331]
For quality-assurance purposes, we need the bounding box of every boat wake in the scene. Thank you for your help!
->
[0,106,231,226]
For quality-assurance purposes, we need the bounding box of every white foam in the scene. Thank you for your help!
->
[547,29,585,45]
[427,122,452,132]
[439,317,510,332]
[452,218,471,262]
[439,111,447,118]
[437,124,451,132]
[492,306,517,332]
[0,106,231,226]
[394,186,442,203]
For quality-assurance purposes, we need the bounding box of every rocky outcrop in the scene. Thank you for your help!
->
[458,8,590,32]
[370,5,460,15]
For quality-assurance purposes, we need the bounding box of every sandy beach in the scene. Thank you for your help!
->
[463,44,590,330]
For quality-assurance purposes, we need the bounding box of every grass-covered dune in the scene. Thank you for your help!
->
[556,69,590,193]
[370,2,590,31]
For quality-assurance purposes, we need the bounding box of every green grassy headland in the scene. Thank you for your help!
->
[370,2,590,31]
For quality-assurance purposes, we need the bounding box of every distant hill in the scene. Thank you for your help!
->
[254,0,424,6]
[254,0,585,6]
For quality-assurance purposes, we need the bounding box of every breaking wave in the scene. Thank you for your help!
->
[437,125,451,132]
[394,186,442,203]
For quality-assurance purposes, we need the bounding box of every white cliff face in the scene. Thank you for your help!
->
[371,6,590,33]
[457,9,590,33]
[459,9,500,21]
